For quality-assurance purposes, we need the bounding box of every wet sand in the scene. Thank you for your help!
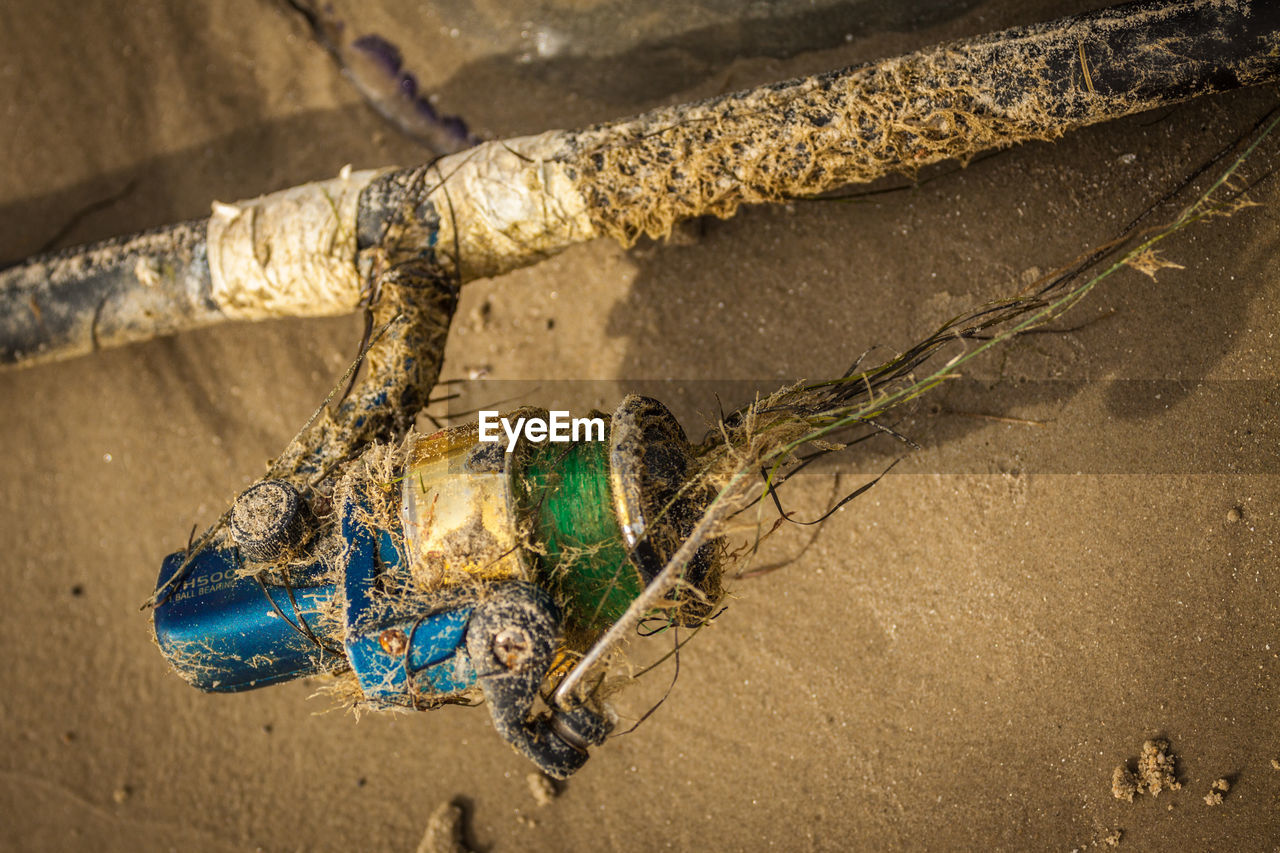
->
[1,1,1278,850]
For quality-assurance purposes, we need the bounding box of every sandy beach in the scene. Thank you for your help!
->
[1,1,1277,849]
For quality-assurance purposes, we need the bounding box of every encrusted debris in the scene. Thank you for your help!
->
[1111,766,1139,803]
[1112,738,1182,801]
[1137,739,1182,797]
[1203,777,1230,806]
[416,801,468,853]
[527,772,558,807]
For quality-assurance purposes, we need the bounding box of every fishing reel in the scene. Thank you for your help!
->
[153,394,721,778]
[137,173,723,779]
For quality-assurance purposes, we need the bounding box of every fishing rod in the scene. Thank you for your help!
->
[3,0,1277,778]
[2,0,1276,367]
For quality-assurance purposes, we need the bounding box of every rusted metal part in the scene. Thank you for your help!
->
[378,628,409,656]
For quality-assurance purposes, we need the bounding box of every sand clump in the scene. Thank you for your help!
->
[1111,767,1139,803]
[1136,739,1182,796]
[417,801,468,853]
[1068,828,1123,850]
[527,772,559,807]
[1111,739,1182,802]
[1203,777,1230,806]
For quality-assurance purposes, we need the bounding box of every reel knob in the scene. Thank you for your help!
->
[229,479,305,563]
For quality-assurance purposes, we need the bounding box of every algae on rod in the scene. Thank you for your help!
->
[2,0,1278,367]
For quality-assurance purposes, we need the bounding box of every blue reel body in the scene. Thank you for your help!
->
[153,498,477,706]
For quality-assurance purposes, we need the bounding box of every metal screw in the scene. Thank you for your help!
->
[379,628,408,656]
[492,627,532,668]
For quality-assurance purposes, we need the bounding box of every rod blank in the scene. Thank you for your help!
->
[4,0,1277,368]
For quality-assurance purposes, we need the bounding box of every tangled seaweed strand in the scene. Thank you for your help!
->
[554,105,1280,707]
